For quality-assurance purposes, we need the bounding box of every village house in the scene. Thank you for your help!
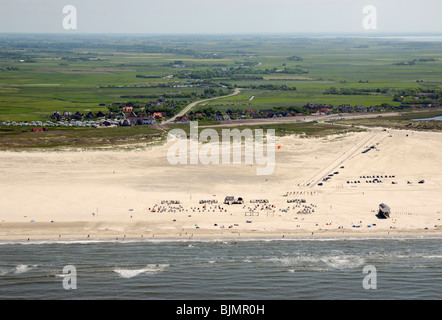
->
[148,99,166,107]
[213,115,231,121]
[106,112,115,119]
[175,116,191,123]
[354,105,365,112]
[260,110,275,118]
[125,113,140,125]
[32,127,48,133]
[338,104,353,113]
[96,111,106,118]
[119,119,131,126]
[143,116,156,125]
[304,103,330,111]
[52,111,62,121]
[152,112,168,119]
[248,112,261,119]
[72,111,83,120]
[85,112,95,119]
[122,106,134,112]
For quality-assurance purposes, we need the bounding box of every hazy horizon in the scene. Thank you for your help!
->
[1,31,442,36]
[0,0,441,35]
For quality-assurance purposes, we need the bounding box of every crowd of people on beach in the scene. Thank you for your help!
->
[294,203,317,215]
[249,199,269,203]
[160,200,181,205]
[150,202,228,214]
[243,202,279,215]
[150,195,320,216]
[150,204,185,213]
[287,198,307,203]
[284,191,318,197]
[199,200,218,204]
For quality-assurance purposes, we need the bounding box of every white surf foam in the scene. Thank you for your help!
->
[14,264,38,274]
[114,264,169,279]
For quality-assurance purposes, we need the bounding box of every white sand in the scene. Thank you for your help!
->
[0,128,441,241]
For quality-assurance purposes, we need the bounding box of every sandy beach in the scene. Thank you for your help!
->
[1,127,441,241]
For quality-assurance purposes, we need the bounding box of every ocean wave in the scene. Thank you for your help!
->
[375,251,442,260]
[268,255,322,267]
[0,268,9,276]
[287,269,296,273]
[422,255,442,259]
[320,255,365,270]
[114,264,169,279]
[14,264,38,274]
[268,254,364,270]
[53,274,67,278]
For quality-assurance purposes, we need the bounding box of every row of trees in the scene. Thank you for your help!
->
[120,88,231,100]
[393,88,442,105]
[324,87,389,95]
[176,65,309,80]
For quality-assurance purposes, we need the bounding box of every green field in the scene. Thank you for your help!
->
[1,34,441,122]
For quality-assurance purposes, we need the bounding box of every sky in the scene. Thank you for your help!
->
[0,0,441,34]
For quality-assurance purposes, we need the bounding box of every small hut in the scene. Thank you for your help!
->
[119,119,132,127]
[224,196,234,205]
[224,196,244,205]
[378,203,390,218]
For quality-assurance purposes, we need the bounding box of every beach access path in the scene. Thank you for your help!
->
[165,88,242,124]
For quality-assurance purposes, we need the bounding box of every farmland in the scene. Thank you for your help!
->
[1,35,442,117]
[0,33,441,148]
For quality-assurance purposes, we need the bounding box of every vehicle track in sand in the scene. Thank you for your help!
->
[305,128,385,188]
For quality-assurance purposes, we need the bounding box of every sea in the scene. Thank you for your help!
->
[0,237,441,301]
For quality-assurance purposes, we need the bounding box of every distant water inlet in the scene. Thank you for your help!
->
[413,116,442,121]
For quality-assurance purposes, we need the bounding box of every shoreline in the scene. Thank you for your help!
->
[1,220,441,243]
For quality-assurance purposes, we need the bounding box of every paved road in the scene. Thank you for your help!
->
[165,88,242,124]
